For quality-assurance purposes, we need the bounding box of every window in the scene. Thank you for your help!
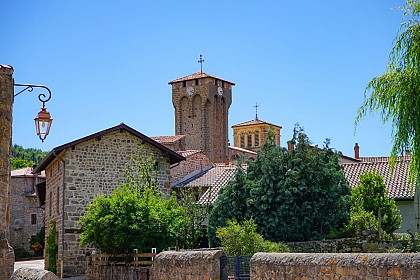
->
[182,81,186,87]
[195,79,199,85]
[56,189,60,214]
[31,214,37,225]
[255,132,260,147]
[49,191,52,217]
[240,134,245,148]
[247,133,252,147]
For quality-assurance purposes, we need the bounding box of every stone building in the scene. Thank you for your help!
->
[232,118,282,152]
[9,167,45,254]
[169,72,235,163]
[32,123,185,277]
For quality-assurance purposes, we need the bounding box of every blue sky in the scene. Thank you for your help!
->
[2,1,405,158]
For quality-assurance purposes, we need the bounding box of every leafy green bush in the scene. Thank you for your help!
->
[348,172,401,236]
[216,218,289,256]
[14,247,31,260]
[80,186,186,253]
[46,220,58,273]
[345,207,378,237]
[30,227,45,257]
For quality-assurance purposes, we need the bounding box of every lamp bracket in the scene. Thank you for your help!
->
[14,83,52,108]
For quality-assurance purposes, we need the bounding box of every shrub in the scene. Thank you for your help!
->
[216,218,289,256]
[348,172,402,235]
[80,186,185,253]
[45,220,58,273]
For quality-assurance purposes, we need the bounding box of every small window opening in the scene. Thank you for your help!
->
[31,214,37,225]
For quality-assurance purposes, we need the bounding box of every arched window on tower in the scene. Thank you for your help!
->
[255,131,260,147]
[247,132,252,148]
[240,133,245,148]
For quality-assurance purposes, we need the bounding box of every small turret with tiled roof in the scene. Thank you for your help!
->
[232,104,282,152]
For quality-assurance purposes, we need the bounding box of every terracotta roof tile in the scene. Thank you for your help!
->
[151,135,185,144]
[168,72,235,85]
[232,119,282,128]
[342,157,415,200]
[177,150,203,157]
[198,165,240,204]
[228,146,257,155]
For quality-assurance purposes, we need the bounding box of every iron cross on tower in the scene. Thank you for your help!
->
[254,103,260,120]
[198,54,204,73]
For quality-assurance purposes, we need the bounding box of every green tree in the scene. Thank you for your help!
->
[356,0,420,181]
[176,187,210,249]
[79,186,185,253]
[348,172,402,235]
[11,144,48,169]
[209,127,350,244]
[216,218,289,256]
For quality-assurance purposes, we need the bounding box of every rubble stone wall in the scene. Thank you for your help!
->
[251,253,420,279]
[152,250,224,280]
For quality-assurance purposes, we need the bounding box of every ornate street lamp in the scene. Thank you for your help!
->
[13,84,53,142]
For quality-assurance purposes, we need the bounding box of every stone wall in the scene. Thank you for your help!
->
[85,261,150,280]
[45,130,173,277]
[251,253,420,279]
[152,250,224,280]
[286,236,404,253]
[9,174,45,254]
[0,64,15,279]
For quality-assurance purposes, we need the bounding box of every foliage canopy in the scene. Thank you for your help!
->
[208,127,351,244]
[356,0,420,181]
[347,172,402,236]
[11,144,48,169]
[216,218,289,256]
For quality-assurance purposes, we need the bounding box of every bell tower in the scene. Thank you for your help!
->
[169,72,235,163]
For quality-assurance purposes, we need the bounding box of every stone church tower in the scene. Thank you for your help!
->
[169,72,235,163]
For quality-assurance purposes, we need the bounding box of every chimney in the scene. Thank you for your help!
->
[287,140,294,151]
[354,143,360,159]
[224,155,230,165]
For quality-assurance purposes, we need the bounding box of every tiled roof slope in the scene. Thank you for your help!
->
[168,72,235,85]
[177,150,203,158]
[228,146,257,155]
[232,119,282,128]
[11,167,45,177]
[198,165,239,204]
[342,157,415,200]
[151,135,185,144]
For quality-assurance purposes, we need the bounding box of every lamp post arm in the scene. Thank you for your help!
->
[13,83,52,108]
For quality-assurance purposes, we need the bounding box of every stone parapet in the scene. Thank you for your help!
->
[11,268,58,280]
[251,253,420,279]
[152,249,224,280]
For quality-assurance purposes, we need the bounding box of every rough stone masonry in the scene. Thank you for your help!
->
[0,64,15,279]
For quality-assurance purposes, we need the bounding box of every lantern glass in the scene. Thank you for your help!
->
[34,107,52,137]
